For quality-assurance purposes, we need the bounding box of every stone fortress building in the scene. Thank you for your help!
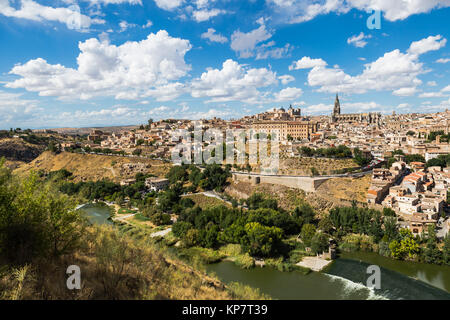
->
[331,94,381,124]
[251,105,317,141]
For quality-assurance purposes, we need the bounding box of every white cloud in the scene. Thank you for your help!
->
[153,0,183,11]
[6,31,192,101]
[347,32,371,48]
[269,0,450,23]
[190,59,278,103]
[442,85,450,92]
[0,0,105,30]
[201,28,228,43]
[192,8,226,22]
[143,20,153,28]
[427,81,437,86]
[278,75,295,84]
[0,90,41,126]
[231,24,272,58]
[273,87,303,102]
[86,0,142,5]
[289,57,327,70]
[300,35,447,96]
[436,58,450,63]
[408,35,447,55]
[392,87,418,97]
[119,20,136,32]
[419,91,445,98]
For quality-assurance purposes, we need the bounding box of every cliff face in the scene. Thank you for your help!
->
[0,138,45,162]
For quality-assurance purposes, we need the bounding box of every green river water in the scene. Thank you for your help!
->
[80,204,450,300]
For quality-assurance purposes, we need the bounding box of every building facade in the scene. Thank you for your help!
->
[251,120,318,141]
[331,94,381,124]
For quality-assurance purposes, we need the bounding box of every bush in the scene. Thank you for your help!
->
[0,163,84,264]
[234,253,254,269]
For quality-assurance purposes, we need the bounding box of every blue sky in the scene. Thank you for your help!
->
[0,0,449,129]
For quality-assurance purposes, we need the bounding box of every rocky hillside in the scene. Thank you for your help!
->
[14,151,172,182]
[0,138,45,162]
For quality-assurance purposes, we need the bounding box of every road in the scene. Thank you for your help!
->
[150,228,172,238]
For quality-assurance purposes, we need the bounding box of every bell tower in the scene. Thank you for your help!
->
[331,94,340,122]
[333,94,341,116]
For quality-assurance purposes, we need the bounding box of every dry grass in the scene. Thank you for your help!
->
[279,157,358,176]
[14,151,171,183]
[0,225,266,300]
[315,175,371,203]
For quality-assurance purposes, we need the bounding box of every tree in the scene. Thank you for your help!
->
[423,225,442,264]
[310,167,319,177]
[311,232,329,254]
[242,222,283,257]
[166,166,188,184]
[443,235,450,265]
[318,216,333,234]
[353,148,371,166]
[0,164,83,264]
[300,224,316,247]
[150,212,171,226]
[382,208,396,217]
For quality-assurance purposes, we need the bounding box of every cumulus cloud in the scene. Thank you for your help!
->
[230,21,291,60]
[201,28,228,43]
[231,24,273,58]
[408,35,447,55]
[347,32,371,48]
[190,59,278,103]
[86,0,142,5]
[278,75,295,84]
[268,0,450,24]
[273,87,303,101]
[6,30,192,101]
[293,35,447,96]
[0,90,41,127]
[289,57,327,70]
[153,0,183,11]
[192,8,226,22]
[436,58,450,63]
[0,0,105,30]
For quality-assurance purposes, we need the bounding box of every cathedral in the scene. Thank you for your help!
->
[331,94,381,124]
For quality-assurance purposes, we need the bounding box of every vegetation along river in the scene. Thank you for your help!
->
[80,204,450,300]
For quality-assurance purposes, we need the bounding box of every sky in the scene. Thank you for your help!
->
[0,0,449,129]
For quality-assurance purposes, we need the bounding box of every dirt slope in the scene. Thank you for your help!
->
[0,138,45,162]
[14,151,172,182]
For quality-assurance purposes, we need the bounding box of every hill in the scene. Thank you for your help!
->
[14,151,172,182]
[0,138,45,163]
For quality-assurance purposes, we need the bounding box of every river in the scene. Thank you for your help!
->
[206,253,450,300]
[77,203,113,226]
[78,204,450,300]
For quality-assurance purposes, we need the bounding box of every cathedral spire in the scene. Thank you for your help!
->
[333,93,341,116]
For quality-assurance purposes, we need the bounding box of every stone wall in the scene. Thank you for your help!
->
[232,173,330,193]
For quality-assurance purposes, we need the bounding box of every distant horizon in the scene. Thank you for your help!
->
[1,108,447,132]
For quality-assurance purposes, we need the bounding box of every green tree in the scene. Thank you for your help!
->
[0,164,83,264]
[311,232,329,254]
[300,224,317,247]
[242,222,283,257]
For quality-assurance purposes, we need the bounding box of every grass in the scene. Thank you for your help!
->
[118,208,138,215]
[178,247,226,265]
[186,194,232,209]
[0,225,268,300]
